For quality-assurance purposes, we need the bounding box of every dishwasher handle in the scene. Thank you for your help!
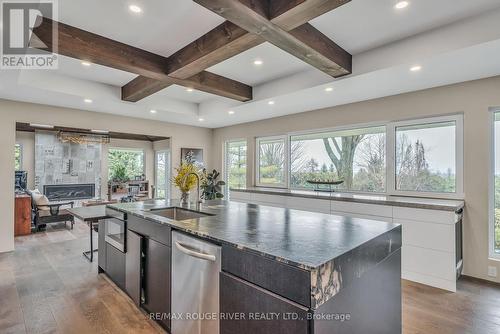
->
[174,241,217,262]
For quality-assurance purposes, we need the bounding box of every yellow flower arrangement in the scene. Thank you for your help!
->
[173,162,198,193]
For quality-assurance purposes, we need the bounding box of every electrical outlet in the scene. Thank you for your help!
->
[488,266,497,277]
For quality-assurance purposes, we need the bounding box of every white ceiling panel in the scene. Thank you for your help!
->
[148,84,230,104]
[58,0,224,57]
[55,55,136,86]
[207,42,313,86]
[311,0,500,54]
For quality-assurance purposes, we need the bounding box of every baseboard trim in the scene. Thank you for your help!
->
[461,274,500,287]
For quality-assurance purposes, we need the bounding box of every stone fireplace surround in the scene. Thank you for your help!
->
[35,131,102,203]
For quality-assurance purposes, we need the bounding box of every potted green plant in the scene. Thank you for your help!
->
[200,169,225,200]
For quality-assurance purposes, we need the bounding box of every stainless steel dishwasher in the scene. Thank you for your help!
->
[172,231,221,334]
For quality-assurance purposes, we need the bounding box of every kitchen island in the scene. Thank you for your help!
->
[98,199,402,334]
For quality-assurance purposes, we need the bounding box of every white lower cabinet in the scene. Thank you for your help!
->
[230,191,462,292]
[285,197,331,214]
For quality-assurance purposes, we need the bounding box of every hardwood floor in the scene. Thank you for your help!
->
[1,220,500,334]
[0,221,163,334]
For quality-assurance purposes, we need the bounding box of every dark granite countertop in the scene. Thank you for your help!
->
[107,199,400,272]
[231,187,464,212]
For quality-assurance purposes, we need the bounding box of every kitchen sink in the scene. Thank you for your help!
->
[147,207,214,221]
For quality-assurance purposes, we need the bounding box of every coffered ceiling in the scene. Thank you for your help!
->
[1,0,500,128]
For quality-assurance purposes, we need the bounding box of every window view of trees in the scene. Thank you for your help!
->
[108,148,144,181]
[225,140,247,192]
[396,121,456,193]
[494,113,500,253]
[156,151,169,199]
[290,127,386,192]
[258,138,286,186]
[15,144,22,171]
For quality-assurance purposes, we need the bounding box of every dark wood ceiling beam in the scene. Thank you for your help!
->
[122,71,253,102]
[32,16,170,81]
[16,122,169,142]
[122,0,350,100]
[167,0,351,80]
[31,17,252,102]
[193,0,352,77]
[269,0,351,30]
[166,21,263,79]
[122,76,174,102]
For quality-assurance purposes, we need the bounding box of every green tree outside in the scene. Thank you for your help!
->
[108,149,144,181]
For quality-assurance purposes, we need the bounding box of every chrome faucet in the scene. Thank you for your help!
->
[184,172,202,211]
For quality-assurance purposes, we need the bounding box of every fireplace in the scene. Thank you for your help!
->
[43,183,95,201]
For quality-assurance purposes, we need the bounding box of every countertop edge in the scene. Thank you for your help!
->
[231,188,464,212]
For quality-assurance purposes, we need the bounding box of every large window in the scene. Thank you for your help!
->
[252,115,463,197]
[224,140,247,195]
[15,144,22,171]
[108,148,145,181]
[492,112,500,255]
[290,126,386,192]
[256,136,286,187]
[395,121,457,193]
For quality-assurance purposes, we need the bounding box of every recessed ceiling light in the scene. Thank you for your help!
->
[410,65,422,72]
[150,109,157,114]
[29,123,54,129]
[81,61,91,67]
[129,5,142,13]
[325,87,334,92]
[268,101,275,105]
[91,129,109,134]
[186,88,194,92]
[198,118,204,122]
[394,1,409,9]
[228,110,235,115]
[84,98,93,103]
[253,59,263,66]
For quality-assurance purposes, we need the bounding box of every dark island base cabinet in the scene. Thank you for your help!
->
[98,220,106,273]
[125,232,172,331]
[142,238,172,331]
[220,248,402,334]
[220,272,310,334]
[105,243,126,290]
[313,249,402,334]
[126,231,142,306]
[99,215,172,332]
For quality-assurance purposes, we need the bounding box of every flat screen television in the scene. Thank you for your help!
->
[15,171,27,191]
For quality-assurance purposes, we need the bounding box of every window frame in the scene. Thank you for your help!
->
[108,147,146,180]
[155,149,171,199]
[287,122,388,194]
[15,143,23,171]
[390,114,464,199]
[489,108,500,259]
[223,138,248,196]
[255,135,288,188]
[252,115,464,199]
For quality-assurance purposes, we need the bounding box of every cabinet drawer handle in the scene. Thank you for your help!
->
[174,241,216,262]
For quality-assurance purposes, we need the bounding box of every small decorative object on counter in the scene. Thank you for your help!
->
[306,179,344,192]
[200,169,225,200]
[173,161,199,205]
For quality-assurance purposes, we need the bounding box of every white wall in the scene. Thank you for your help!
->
[212,76,500,284]
[1,99,213,253]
